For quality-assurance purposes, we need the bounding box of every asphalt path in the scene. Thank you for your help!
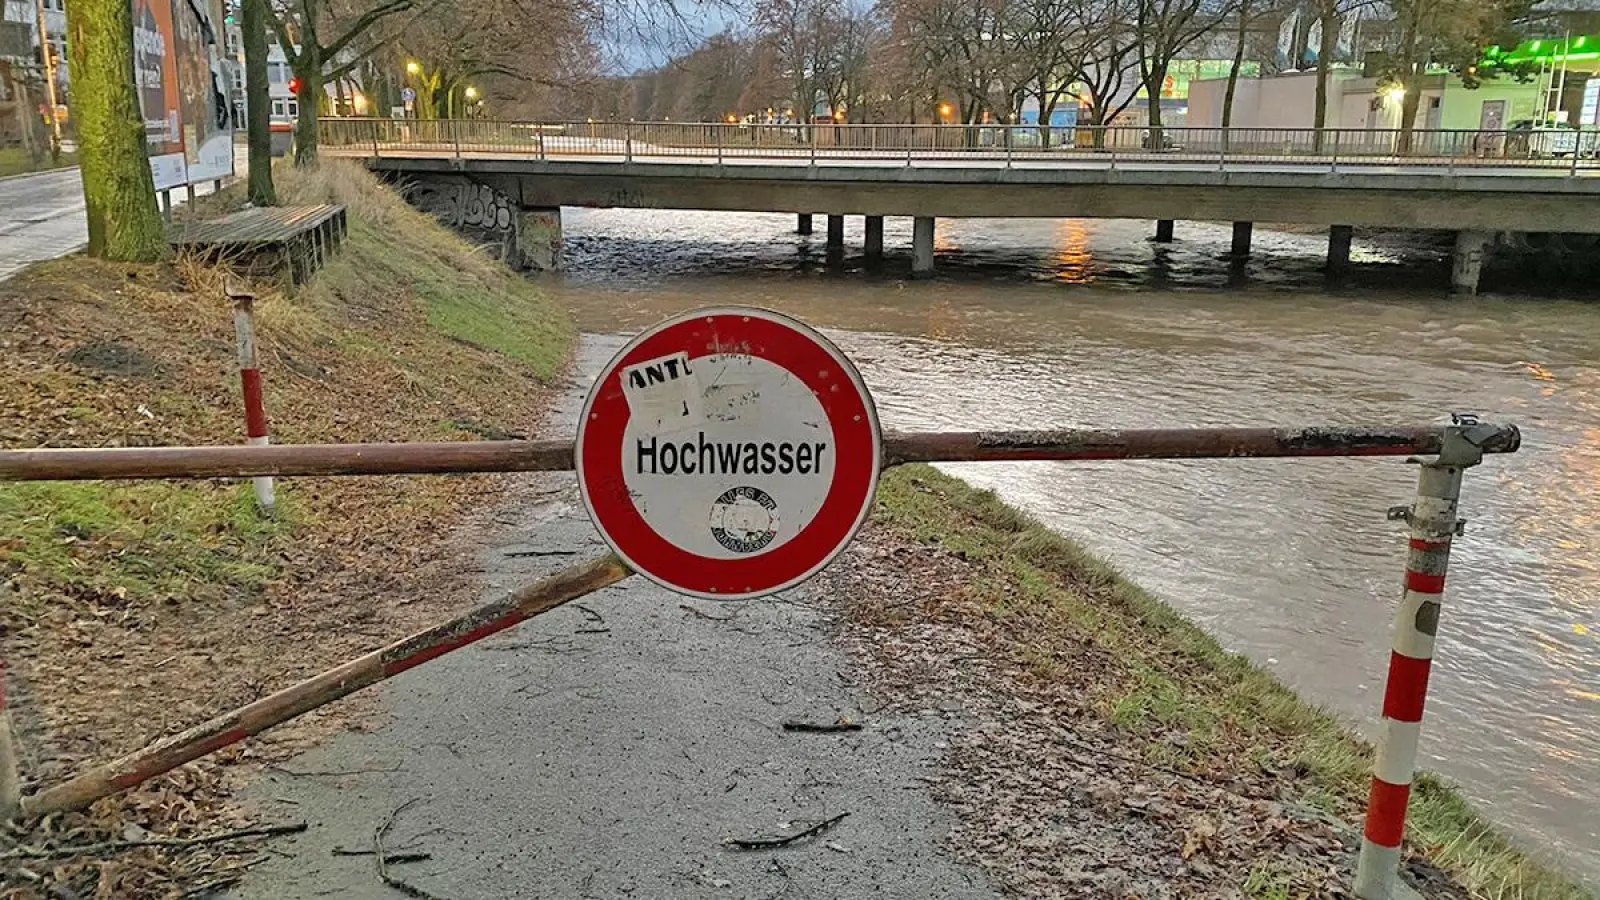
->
[225,339,998,900]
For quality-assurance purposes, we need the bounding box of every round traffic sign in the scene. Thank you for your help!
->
[576,308,881,599]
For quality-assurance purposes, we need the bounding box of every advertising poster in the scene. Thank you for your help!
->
[130,0,233,189]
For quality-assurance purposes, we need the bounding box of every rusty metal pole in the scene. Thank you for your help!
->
[228,284,275,513]
[1353,420,1489,899]
[23,554,633,818]
[0,426,1521,483]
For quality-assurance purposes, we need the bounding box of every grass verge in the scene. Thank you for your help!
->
[866,465,1587,899]
[0,159,573,897]
[0,148,77,179]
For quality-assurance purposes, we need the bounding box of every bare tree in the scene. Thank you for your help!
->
[1135,0,1233,133]
[399,0,598,120]
[1009,0,1080,144]
[885,0,1021,123]
[1072,0,1143,139]
[270,0,419,164]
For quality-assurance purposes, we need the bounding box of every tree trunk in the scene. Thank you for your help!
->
[12,80,42,164]
[1145,62,1165,136]
[1395,15,1421,155]
[65,0,165,261]
[1313,8,1337,150]
[1222,0,1250,129]
[293,43,321,166]
[1398,71,1423,154]
[243,0,275,205]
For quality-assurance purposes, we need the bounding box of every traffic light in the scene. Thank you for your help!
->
[288,76,301,94]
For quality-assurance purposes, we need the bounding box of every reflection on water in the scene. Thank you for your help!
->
[549,209,1600,886]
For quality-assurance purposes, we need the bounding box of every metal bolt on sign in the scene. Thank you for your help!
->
[0,308,1523,900]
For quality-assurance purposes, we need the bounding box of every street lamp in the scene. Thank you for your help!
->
[464,86,478,101]
[937,101,954,121]
[406,60,421,76]
[1386,85,1406,104]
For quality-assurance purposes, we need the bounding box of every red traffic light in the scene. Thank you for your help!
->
[288,77,301,94]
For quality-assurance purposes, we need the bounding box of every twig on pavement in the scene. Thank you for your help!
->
[332,844,432,864]
[727,813,849,851]
[781,718,863,733]
[374,798,449,899]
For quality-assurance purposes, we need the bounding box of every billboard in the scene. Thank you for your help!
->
[131,0,232,190]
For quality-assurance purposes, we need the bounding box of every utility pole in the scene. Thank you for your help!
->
[34,0,63,160]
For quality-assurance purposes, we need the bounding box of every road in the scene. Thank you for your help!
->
[0,149,245,282]
[0,167,90,281]
[226,341,997,900]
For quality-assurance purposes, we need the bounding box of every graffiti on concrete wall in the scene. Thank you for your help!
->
[405,176,523,267]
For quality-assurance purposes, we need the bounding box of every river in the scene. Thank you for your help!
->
[544,210,1600,887]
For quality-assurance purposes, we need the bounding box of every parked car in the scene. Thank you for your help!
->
[1506,120,1600,158]
[1141,129,1180,151]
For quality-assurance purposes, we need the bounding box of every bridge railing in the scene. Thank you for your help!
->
[318,118,1600,171]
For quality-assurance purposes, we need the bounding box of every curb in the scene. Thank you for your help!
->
[0,164,79,186]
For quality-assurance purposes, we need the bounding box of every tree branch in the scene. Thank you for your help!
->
[324,0,416,59]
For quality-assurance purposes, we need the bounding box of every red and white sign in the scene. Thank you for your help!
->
[576,308,881,600]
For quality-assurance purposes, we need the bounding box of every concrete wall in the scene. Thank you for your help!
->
[403,174,527,269]
[1338,77,1443,133]
[1439,76,1548,130]
[1189,70,1363,129]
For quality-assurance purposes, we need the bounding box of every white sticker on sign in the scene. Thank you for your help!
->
[622,351,705,433]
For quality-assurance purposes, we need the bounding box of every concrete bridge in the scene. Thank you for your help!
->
[320,119,1600,294]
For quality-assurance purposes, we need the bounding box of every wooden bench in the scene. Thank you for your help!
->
[167,204,348,285]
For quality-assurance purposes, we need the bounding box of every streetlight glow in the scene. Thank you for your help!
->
[1386,85,1406,104]
[464,86,478,100]
[406,60,421,76]
[937,101,954,120]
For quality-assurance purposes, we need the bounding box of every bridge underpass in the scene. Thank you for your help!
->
[320,120,1600,294]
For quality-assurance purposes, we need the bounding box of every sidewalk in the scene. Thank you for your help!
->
[224,475,996,900]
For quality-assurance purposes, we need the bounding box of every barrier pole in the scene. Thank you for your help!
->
[1354,421,1486,898]
[228,284,275,513]
[0,425,1521,483]
[22,554,633,818]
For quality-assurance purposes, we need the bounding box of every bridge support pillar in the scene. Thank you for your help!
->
[1155,219,1175,243]
[520,207,563,272]
[864,216,884,260]
[826,214,845,248]
[1231,221,1253,257]
[1451,230,1491,295]
[1327,225,1353,276]
[912,216,935,276]
[797,213,813,235]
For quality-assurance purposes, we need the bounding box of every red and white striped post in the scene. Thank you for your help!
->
[1354,420,1487,899]
[228,285,275,513]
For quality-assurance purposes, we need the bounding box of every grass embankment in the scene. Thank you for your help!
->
[835,467,1587,899]
[0,160,573,897]
[0,148,77,179]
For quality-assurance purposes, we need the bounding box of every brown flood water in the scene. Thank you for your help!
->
[545,210,1600,886]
